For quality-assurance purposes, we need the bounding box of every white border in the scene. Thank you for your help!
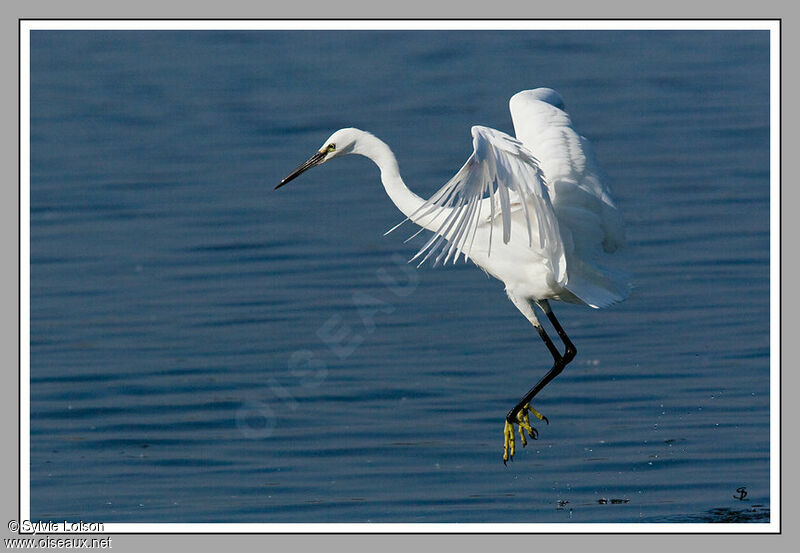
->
[21,20,778,31]
[768,19,781,536]
[20,21,31,524]
[19,19,781,534]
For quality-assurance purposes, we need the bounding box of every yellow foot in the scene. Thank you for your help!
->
[503,403,549,464]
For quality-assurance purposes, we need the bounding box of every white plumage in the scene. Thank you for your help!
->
[277,88,630,462]
[508,88,629,308]
[379,88,629,309]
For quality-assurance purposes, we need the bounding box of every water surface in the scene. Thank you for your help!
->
[29,29,770,523]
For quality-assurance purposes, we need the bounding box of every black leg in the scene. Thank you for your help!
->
[505,301,576,424]
[539,300,576,364]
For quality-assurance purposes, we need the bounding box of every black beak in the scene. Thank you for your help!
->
[275,150,326,190]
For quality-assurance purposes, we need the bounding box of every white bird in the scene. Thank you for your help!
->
[276,88,629,463]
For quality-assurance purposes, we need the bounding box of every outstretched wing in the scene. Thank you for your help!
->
[509,89,630,308]
[509,89,625,257]
[391,125,564,276]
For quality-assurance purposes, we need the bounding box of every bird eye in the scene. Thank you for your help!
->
[328,143,336,151]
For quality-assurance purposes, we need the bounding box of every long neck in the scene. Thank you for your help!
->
[352,131,447,231]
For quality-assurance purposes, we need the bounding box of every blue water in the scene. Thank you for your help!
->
[29,29,771,523]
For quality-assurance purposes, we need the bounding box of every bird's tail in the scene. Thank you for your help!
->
[564,260,631,309]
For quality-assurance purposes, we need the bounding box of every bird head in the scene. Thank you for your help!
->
[275,128,360,189]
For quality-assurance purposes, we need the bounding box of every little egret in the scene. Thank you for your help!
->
[276,88,630,463]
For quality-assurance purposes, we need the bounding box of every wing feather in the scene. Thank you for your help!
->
[508,88,630,307]
[391,125,564,276]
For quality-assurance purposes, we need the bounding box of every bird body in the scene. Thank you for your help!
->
[333,127,568,301]
[508,89,628,308]
[277,88,629,462]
